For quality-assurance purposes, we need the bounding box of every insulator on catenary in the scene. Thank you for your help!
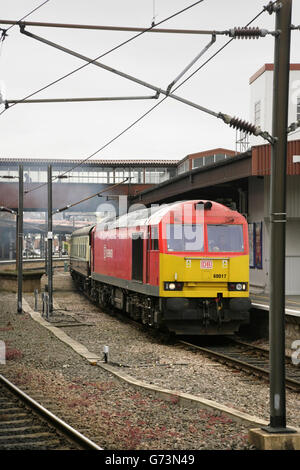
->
[229,27,267,39]
[229,117,258,135]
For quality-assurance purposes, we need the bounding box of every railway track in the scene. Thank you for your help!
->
[104,306,300,392]
[88,299,300,392]
[179,338,300,392]
[0,374,102,450]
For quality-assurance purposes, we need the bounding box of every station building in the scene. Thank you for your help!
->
[249,63,300,147]
[248,64,300,295]
[0,158,178,259]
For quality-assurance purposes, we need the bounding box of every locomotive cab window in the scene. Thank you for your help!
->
[148,226,159,251]
[207,224,244,252]
[166,224,204,252]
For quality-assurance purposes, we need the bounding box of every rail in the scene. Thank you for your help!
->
[0,374,102,450]
[179,338,300,392]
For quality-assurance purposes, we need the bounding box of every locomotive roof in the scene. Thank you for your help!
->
[95,200,239,230]
[96,202,181,230]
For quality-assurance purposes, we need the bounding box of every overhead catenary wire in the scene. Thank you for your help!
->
[19,24,274,141]
[1,2,278,121]
[0,0,50,69]
[19,27,221,119]
[24,98,169,195]
[23,2,276,196]
[0,0,205,117]
[0,28,7,42]
[0,205,16,214]
[1,0,50,34]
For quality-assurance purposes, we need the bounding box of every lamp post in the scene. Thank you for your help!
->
[0,172,22,313]
[17,165,23,314]
[47,165,53,313]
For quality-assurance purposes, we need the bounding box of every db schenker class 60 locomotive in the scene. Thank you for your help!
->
[69,200,251,335]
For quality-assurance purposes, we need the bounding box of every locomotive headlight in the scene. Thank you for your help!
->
[228,282,247,291]
[164,282,184,291]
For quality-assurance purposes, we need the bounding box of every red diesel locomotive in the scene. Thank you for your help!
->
[70,200,251,335]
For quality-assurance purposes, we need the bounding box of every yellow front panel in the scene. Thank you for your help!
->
[159,253,249,298]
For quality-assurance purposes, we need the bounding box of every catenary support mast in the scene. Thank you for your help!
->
[264,0,294,433]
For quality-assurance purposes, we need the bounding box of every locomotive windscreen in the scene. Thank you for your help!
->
[207,224,244,252]
[166,224,204,252]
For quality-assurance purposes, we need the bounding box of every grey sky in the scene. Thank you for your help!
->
[0,0,299,161]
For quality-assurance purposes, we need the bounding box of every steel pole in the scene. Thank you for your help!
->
[263,0,294,433]
[15,212,19,271]
[47,165,53,313]
[0,19,224,35]
[6,94,159,104]
[17,165,23,314]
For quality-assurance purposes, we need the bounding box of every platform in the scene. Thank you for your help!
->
[251,293,300,318]
[0,269,44,292]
